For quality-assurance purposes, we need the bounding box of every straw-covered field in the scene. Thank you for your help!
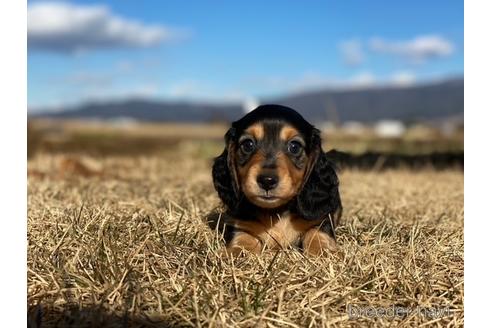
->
[27,139,464,327]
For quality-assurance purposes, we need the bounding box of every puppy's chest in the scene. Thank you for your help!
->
[233,212,320,249]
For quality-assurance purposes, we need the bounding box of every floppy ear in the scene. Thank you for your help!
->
[212,128,241,212]
[296,129,342,227]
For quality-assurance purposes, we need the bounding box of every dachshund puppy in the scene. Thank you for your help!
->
[211,104,342,256]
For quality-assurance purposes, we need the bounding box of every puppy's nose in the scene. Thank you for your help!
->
[257,174,279,191]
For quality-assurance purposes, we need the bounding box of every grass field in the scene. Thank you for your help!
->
[27,138,464,327]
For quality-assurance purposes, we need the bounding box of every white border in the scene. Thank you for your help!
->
[4,1,476,326]
[0,0,26,326]
[464,0,492,326]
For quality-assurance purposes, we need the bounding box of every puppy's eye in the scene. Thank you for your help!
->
[240,139,256,154]
[287,140,303,155]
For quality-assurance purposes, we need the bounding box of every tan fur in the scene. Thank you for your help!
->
[238,152,263,194]
[229,212,322,250]
[228,122,338,257]
[226,232,262,256]
[238,125,308,208]
[302,228,337,256]
[278,124,308,195]
[244,123,264,140]
[239,150,297,208]
[279,125,299,141]
[277,152,305,196]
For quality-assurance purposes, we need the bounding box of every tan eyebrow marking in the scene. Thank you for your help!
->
[280,125,301,141]
[244,123,264,140]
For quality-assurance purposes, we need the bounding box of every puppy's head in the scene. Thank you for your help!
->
[213,104,340,220]
[232,115,316,209]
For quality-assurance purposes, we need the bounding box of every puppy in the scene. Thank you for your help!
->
[211,104,342,256]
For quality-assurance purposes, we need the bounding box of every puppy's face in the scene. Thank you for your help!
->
[234,120,311,209]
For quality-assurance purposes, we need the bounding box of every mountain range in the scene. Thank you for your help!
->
[32,77,464,124]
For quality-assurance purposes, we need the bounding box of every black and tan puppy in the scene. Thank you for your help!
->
[211,104,342,256]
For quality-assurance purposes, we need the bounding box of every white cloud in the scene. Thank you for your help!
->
[350,72,376,87]
[390,71,416,87]
[28,2,185,53]
[129,84,159,97]
[286,72,336,91]
[278,71,377,93]
[166,80,203,98]
[251,70,420,95]
[76,83,160,103]
[30,70,427,109]
[29,78,161,110]
[338,40,364,66]
[369,35,454,63]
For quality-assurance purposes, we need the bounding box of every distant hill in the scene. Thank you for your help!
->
[32,77,463,124]
[272,77,464,124]
[31,99,244,123]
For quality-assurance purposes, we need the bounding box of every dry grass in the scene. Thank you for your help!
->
[27,143,464,327]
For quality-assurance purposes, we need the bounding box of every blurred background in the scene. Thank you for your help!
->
[27,0,463,167]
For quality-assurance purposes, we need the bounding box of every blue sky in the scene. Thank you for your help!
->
[27,0,463,109]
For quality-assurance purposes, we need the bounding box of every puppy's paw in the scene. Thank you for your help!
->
[223,232,263,258]
[302,229,339,257]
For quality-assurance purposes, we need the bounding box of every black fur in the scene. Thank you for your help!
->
[212,128,241,213]
[295,151,342,237]
[212,104,342,233]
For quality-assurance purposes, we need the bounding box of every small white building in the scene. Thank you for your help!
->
[319,121,337,133]
[342,121,366,135]
[374,120,406,138]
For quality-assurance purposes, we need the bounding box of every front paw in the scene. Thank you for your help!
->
[223,232,263,257]
[302,229,338,257]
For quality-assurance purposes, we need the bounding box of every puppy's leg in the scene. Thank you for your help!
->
[226,232,263,256]
[302,228,337,257]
